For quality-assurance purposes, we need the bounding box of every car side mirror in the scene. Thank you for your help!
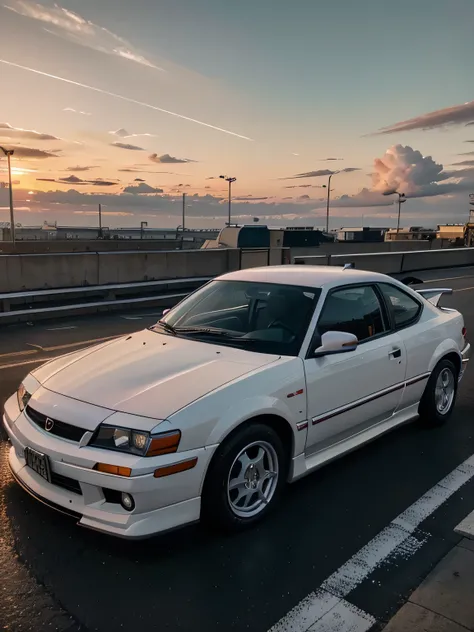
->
[162,308,170,316]
[313,331,358,358]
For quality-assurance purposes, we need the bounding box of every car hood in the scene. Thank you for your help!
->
[34,329,279,420]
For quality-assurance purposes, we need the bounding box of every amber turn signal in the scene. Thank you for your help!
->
[146,430,181,457]
[153,457,197,478]
[94,463,132,477]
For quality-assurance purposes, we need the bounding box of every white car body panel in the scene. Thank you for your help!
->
[37,329,279,421]
[3,265,470,538]
[304,331,407,454]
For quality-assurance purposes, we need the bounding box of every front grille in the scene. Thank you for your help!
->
[50,472,83,495]
[26,406,87,443]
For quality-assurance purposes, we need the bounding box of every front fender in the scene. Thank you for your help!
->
[205,394,299,453]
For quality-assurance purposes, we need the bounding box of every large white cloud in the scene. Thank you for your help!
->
[331,145,474,208]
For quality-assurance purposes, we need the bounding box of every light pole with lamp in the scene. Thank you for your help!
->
[383,190,406,233]
[0,146,15,244]
[219,175,237,225]
[322,171,340,234]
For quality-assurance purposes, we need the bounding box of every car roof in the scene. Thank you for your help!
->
[217,265,390,289]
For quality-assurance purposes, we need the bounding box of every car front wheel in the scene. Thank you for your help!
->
[419,358,458,426]
[202,423,287,531]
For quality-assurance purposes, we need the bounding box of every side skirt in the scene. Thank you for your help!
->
[290,403,420,482]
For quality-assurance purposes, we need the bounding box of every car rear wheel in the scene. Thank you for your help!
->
[419,359,458,426]
[201,423,287,531]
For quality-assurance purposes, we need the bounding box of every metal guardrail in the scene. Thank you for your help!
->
[0,276,212,323]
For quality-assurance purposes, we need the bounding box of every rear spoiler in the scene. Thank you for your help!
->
[415,288,453,307]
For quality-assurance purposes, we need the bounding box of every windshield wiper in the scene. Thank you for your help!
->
[174,326,255,342]
[174,326,235,336]
[150,320,178,335]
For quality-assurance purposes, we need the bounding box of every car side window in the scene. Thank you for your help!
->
[317,285,386,342]
[379,283,422,329]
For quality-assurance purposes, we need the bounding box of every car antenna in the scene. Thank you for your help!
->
[343,263,355,270]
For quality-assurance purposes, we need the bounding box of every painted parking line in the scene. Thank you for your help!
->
[45,326,78,331]
[269,454,474,632]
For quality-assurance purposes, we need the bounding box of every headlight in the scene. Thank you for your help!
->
[17,383,31,411]
[89,425,181,457]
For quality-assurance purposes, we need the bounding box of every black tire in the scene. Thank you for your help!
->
[201,422,287,532]
[419,359,458,426]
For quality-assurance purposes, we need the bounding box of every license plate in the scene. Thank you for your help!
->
[24,447,51,483]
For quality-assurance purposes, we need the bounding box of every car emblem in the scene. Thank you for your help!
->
[45,418,54,432]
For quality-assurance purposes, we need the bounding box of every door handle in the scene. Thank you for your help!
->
[389,348,402,359]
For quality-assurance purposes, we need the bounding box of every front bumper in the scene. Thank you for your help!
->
[3,397,217,539]
[460,342,471,381]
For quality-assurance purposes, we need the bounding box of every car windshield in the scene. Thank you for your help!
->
[151,280,321,356]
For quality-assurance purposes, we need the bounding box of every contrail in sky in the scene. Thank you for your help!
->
[0,59,253,141]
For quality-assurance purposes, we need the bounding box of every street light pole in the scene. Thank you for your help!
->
[182,192,186,231]
[324,170,340,234]
[0,146,15,244]
[383,190,406,233]
[220,175,237,225]
[326,173,333,234]
[98,203,102,238]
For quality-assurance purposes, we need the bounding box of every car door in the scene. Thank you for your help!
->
[377,283,435,410]
[304,284,407,456]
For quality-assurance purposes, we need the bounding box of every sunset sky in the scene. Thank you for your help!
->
[1,0,474,229]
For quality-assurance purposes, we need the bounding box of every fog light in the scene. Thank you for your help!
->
[121,492,135,512]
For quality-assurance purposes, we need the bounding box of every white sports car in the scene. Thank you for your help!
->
[3,266,470,538]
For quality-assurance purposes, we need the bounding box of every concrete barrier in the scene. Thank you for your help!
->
[292,255,330,266]
[0,253,100,292]
[0,248,289,293]
[401,248,474,272]
[2,245,474,295]
[330,252,404,274]
[240,250,270,269]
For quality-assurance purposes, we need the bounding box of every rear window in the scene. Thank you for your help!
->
[379,283,422,328]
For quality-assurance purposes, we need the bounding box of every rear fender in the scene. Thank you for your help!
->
[428,339,462,373]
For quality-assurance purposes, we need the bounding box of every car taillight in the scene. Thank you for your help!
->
[462,326,467,338]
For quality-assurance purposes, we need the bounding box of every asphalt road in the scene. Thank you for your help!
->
[1,267,474,632]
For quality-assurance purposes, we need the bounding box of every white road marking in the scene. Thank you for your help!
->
[454,286,474,293]
[0,349,37,359]
[45,326,78,331]
[120,316,143,320]
[0,335,122,362]
[423,274,474,284]
[0,358,53,370]
[309,599,376,632]
[269,455,474,632]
